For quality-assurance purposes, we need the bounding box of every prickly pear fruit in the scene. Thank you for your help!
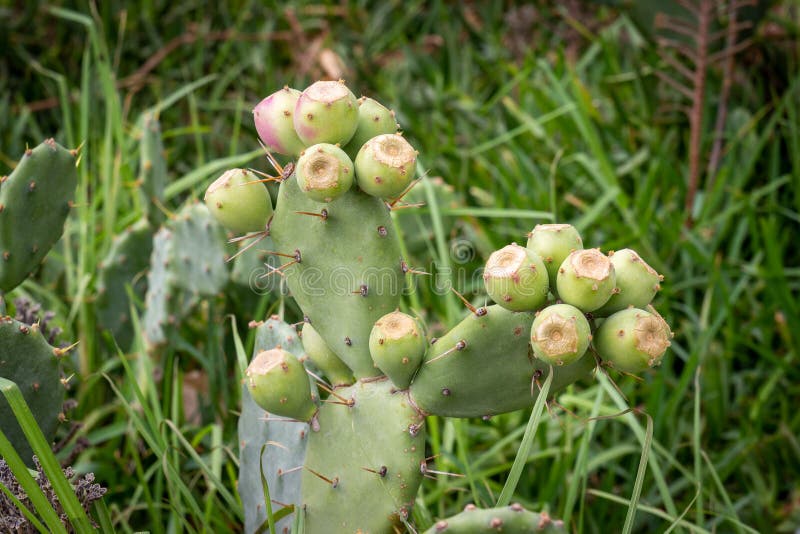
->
[245,348,317,422]
[425,504,566,533]
[253,86,307,157]
[594,307,672,373]
[526,223,583,290]
[0,316,65,465]
[0,139,78,293]
[354,133,417,199]
[368,311,426,389]
[595,248,662,316]
[301,322,354,387]
[483,244,549,312]
[530,303,590,366]
[556,248,616,312]
[343,97,399,159]
[293,80,359,146]
[204,169,273,234]
[295,144,354,203]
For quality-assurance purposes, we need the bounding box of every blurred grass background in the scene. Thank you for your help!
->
[1,0,799,532]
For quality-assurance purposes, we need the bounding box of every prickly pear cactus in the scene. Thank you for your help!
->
[0,316,66,464]
[212,80,675,532]
[238,316,313,534]
[0,139,78,293]
[143,203,228,350]
[138,112,168,227]
[96,220,153,350]
[423,504,566,533]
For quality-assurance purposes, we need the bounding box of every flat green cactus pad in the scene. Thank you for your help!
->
[270,174,403,378]
[0,316,64,465]
[301,378,425,533]
[0,139,78,293]
[424,504,567,533]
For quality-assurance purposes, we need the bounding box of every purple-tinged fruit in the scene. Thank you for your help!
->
[245,348,317,421]
[526,223,583,291]
[354,134,417,199]
[302,323,354,387]
[204,169,272,234]
[593,307,672,374]
[368,311,426,389]
[595,249,662,316]
[293,80,359,146]
[530,304,591,366]
[295,144,354,202]
[556,249,616,312]
[253,86,306,156]
[483,244,549,312]
[343,97,399,159]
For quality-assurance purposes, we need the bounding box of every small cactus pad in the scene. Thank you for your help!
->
[205,168,273,234]
[138,112,168,226]
[594,307,672,373]
[239,317,312,534]
[301,322,354,387]
[0,316,65,465]
[343,97,399,159]
[526,223,583,289]
[369,311,427,389]
[409,305,594,417]
[295,144,354,203]
[424,504,566,533]
[595,248,662,316]
[245,348,317,421]
[96,220,153,351]
[269,172,403,378]
[301,378,425,533]
[0,139,78,293]
[293,80,359,146]
[143,203,228,349]
[556,248,616,312]
[483,244,549,312]
[354,133,418,199]
[253,86,306,157]
[530,304,591,366]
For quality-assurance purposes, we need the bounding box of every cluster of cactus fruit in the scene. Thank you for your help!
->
[205,80,674,533]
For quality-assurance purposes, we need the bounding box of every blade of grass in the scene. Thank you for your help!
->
[496,369,553,506]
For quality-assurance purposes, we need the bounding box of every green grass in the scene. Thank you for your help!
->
[1,1,799,532]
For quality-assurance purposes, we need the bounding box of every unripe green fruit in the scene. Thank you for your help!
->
[204,168,273,234]
[245,348,317,421]
[556,249,616,312]
[593,307,672,373]
[253,86,306,156]
[295,144,354,203]
[301,323,354,387]
[483,244,549,312]
[368,311,426,389]
[595,249,662,316]
[343,97,399,160]
[354,134,417,199]
[530,304,591,366]
[294,80,359,146]
[526,223,583,291]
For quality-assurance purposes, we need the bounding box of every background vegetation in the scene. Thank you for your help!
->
[1,1,799,532]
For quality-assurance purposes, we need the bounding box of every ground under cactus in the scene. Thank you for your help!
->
[207,80,674,533]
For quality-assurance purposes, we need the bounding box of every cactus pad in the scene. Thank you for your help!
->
[0,139,78,293]
[0,316,64,464]
[425,504,566,533]
[270,174,403,378]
